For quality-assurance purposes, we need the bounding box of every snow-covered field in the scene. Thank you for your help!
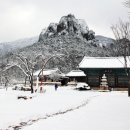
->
[0,85,130,130]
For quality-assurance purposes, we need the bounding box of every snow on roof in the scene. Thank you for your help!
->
[34,68,61,76]
[66,70,86,77]
[79,56,130,68]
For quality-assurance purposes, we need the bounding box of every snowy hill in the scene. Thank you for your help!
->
[0,14,116,81]
[0,36,38,55]
[95,35,115,47]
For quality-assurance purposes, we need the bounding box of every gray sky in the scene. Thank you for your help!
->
[0,0,129,42]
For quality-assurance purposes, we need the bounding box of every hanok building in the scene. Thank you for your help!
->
[79,56,130,90]
[66,70,86,82]
[33,68,64,82]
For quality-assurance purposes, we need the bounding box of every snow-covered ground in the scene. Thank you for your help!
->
[0,85,130,130]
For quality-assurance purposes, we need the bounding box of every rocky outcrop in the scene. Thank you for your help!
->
[39,14,95,41]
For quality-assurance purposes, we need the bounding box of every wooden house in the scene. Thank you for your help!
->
[79,56,130,90]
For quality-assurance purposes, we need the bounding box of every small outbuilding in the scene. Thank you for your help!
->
[33,68,65,82]
[66,70,87,82]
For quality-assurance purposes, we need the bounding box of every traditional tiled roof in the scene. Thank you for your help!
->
[79,56,130,68]
[34,68,64,76]
[66,70,86,77]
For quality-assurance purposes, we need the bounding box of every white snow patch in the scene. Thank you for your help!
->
[22,91,130,130]
[79,56,130,68]
[0,86,130,130]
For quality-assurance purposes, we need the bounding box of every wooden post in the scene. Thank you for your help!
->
[36,76,39,92]
[128,86,130,97]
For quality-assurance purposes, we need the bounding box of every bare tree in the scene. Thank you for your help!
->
[111,20,130,96]
[0,50,11,89]
[111,20,130,65]
[2,54,46,93]
[2,53,66,93]
[35,54,66,91]
[124,0,130,7]
[37,54,65,77]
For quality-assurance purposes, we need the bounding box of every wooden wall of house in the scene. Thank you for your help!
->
[80,68,130,88]
[69,77,86,82]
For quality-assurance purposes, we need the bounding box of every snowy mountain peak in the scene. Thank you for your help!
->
[39,14,95,41]
[77,19,89,34]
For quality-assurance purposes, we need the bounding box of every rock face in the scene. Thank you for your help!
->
[39,14,95,41]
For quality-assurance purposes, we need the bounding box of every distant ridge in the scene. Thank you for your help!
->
[0,36,38,55]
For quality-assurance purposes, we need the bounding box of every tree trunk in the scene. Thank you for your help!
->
[30,76,34,93]
[25,76,27,87]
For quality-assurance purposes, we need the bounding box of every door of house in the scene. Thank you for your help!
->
[107,75,115,88]
[87,75,100,87]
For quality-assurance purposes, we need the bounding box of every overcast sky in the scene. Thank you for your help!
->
[0,0,129,42]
